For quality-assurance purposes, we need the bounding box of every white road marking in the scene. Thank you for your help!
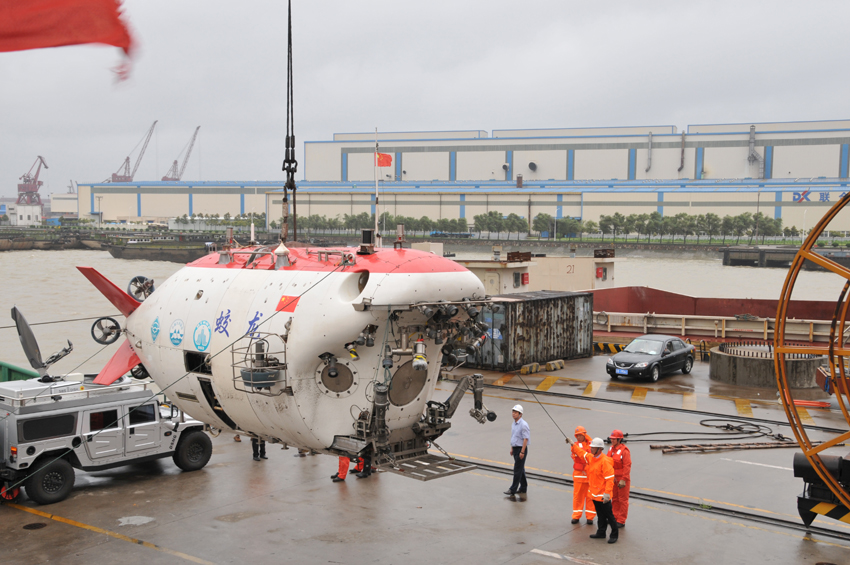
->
[531,548,600,564]
[720,458,792,471]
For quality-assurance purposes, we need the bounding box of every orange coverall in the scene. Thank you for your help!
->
[574,445,615,503]
[337,456,364,479]
[607,443,631,525]
[571,440,596,520]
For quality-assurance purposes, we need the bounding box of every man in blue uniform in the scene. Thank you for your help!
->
[505,404,530,496]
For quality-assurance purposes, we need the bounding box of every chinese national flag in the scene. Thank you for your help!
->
[376,153,392,167]
[0,0,134,55]
[275,295,300,313]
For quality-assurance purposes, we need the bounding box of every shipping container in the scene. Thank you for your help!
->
[466,290,593,371]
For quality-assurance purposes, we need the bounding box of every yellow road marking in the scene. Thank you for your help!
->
[683,393,697,410]
[583,381,602,397]
[536,376,559,392]
[631,387,648,403]
[493,373,515,386]
[796,407,816,426]
[735,399,754,418]
[4,503,214,564]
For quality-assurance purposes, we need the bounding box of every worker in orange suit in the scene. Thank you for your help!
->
[607,430,631,527]
[568,436,618,544]
[331,455,364,482]
[569,426,596,525]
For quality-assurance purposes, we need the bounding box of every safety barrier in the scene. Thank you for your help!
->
[520,362,540,375]
[594,342,625,354]
[545,359,565,371]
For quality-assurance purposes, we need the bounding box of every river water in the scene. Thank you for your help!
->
[0,249,845,375]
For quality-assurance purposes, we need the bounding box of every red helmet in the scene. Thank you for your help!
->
[609,429,624,439]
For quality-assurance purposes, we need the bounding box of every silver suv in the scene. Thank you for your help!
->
[0,306,212,505]
[0,375,212,504]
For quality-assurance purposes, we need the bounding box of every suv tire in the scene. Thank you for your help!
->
[173,431,212,472]
[25,458,75,505]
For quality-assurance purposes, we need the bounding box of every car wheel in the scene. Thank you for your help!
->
[24,458,75,505]
[649,365,660,383]
[682,357,693,374]
[173,430,213,472]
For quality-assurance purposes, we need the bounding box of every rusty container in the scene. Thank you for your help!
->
[467,290,593,371]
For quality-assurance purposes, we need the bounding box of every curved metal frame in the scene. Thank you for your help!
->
[775,192,850,510]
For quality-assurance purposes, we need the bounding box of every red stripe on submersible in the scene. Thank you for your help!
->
[188,247,468,274]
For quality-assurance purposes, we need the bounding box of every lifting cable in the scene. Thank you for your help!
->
[515,372,568,440]
[0,313,123,330]
[280,0,298,243]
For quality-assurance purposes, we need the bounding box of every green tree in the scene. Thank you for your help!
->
[533,213,554,235]
[703,213,721,243]
[645,212,662,242]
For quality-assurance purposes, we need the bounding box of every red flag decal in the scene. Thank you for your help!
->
[276,295,300,313]
[0,0,134,55]
[376,153,392,167]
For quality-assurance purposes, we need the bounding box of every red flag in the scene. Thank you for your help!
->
[276,295,300,313]
[0,0,134,55]
[376,153,392,167]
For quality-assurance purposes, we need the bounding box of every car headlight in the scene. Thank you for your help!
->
[633,362,648,368]
[606,357,613,365]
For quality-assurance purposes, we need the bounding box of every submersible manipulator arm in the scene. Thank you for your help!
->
[442,374,497,424]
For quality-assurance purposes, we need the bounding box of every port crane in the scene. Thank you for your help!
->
[17,156,48,205]
[110,120,158,182]
[161,126,200,181]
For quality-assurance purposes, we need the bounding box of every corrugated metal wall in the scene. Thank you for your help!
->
[471,290,593,371]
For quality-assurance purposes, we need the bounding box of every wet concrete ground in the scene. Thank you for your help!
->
[2,356,849,564]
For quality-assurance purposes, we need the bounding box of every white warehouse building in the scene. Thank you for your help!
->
[75,119,850,231]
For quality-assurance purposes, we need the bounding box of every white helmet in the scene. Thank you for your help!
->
[590,437,605,448]
[512,404,524,414]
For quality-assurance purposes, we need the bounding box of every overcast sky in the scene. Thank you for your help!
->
[2,1,849,199]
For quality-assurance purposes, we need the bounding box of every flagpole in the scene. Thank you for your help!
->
[374,127,380,246]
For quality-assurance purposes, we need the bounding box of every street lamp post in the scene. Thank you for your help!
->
[96,196,103,228]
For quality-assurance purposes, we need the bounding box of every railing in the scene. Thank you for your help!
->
[594,310,834,343]
[0,360,38,382]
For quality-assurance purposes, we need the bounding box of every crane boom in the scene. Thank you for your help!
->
[162,126,200,181]
[17,156,48,205]
[131,120,158,179]
[112,120,158,182]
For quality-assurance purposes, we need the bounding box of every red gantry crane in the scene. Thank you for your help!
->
[110,120,158,182]
[162,126,200,181]
[17,156,48,205]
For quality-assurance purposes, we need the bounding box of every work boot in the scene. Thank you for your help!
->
[253,456,260,461]
[356,472,371,479]
[331,473,339,479]
[608,536,618,544]
[332,477,344,482]
[570,519,579,524]
[589,531,606,539]
[586,519,594,525]
[260,455,268,460]
[616,522,625,528]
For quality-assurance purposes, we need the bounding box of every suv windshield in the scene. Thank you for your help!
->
[624,338,661,355]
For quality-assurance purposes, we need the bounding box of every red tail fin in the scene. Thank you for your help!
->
[94,339,141,385]
[77,267,140,317]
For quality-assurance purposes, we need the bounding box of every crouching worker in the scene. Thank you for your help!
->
[567,436,618,544]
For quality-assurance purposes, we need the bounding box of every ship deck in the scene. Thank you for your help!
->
[2,356,849,564]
